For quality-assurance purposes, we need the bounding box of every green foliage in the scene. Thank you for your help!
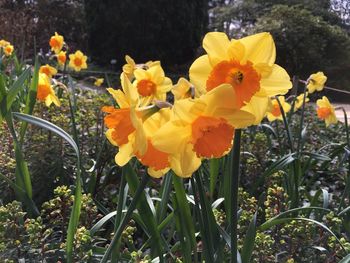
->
[84,0,208,67]
[253,5,350,91]
[0,186,101,262]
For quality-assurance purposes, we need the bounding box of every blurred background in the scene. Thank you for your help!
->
[1,0,350,97]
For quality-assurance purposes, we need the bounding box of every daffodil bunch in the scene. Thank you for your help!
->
[0,39,14,57]
[103,31,293,178]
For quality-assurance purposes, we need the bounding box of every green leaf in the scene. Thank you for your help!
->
[4,67,31,114]
[209,158,220,197]
[20,56,39,142]
[302,151,331,161]
[90,211,117,236]
[241,212,257,263]
[339,253,350,263]
[12,112,82,263]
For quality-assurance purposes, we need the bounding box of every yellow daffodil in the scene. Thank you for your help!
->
[172,78,199,100]
[94,78,104,87]
[307,72,327,94]
[69,50,88,72]
[266,96,291,122]
[49,32,64,54]
[56,51,67,66]
[103,73,148,166]
[152,84,255,177]
[36,73,60,107]
[133,64,172,106]
[39,64,57,78]
[0,40,10,48]
[293,92,309,111]
[316,96,337,127]
[189,32,292,124]
[123,55,160,81]
[3,44,14,56]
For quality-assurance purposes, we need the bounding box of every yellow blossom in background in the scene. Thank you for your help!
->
[171,78,199,100]
[122,55,160,81]
[152,84,255,177]
[189,32,292,125]
[0,40,10,48]
[316,96,337,127]
[307,72,327,93]
[294,92,309,111]
[94,78,104,87]
[122,55,136,80]
[36,73,60,107]
[3,44,14,56]
[133,64,172,106]
[56,51,67,66]
[49,32,64,54]
[266,96,291,122]
[69,50,88,72]
[39,64,57,78]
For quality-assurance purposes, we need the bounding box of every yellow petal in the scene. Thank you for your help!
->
[172,99,199,124]
[148,64,165,85]
[130,108,147,155]
[148,167,170,178]
[115,142,134,166]
[240,32,276,65]
[213,108,255,128]
[189,55,212,96]
[259,64,292,96]
[203,32,231,65]
[242,96,270,125]
[106,88,129,108]
[121,73,139,106]
[170,144,201,178]
[227,40,245,61]
[152,121,191,154]
[105,129,119,146]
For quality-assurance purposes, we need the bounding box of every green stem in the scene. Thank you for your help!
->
[101,173,150,263]
[231,129,242,263]
[111,168,127,261]
[275,96,294,152]
[297,84,308,155]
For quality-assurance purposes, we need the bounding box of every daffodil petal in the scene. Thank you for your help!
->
[115,142,134,166]
[203,32,231,65]
[240,32,276,65]
[170,144,201,178]
[189,55,212,96]
[259,64,292,96]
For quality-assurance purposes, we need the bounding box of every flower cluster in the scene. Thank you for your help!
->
[0,39,14,57]
[35,32,89,107]
[103,32,293,178]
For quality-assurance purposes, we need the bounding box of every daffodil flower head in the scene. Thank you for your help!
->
[316,96,337,127]
[49,32,64,54]
[39,64,57,78]
[122,55,161,81]
[266,96,291,122]
[36,73,60,107]
[94,78,104,87]
[152,84,255,177]
[3,44,14,56]
[189,31,292,124]
[307,72,327,93]
[172,78,198,100]
[56,51,67,66]
[102,73,148,166]
[69,50,88,72]
[293,92,309,111]
[133,64,172,106]
[0,40,10,48]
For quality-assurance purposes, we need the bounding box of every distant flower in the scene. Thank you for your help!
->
[266,96,291,122]
[49,32,64,54]
[36,73,60,107]
[294,92,309,111]
[69,50,88,72]
[56,51,66,66]
[316,96,337,127]
[39,64,57,78]
[3,44,14,56]
[94,78,104,87]
[307,72,327,93]
[0,40,10,48]
[122,55,160,81]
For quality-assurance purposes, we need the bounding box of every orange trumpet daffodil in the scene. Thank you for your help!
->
[316,96,337,127]
[36,73,60,107]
